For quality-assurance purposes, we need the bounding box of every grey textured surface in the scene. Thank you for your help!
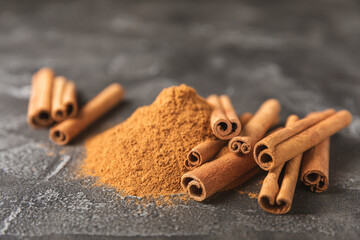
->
[0,0,360,239]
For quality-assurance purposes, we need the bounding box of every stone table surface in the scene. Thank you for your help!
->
[0,0,359,239]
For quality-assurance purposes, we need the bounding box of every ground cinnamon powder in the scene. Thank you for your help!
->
[81,84,214,197]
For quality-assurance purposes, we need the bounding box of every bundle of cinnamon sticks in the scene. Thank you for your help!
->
[27,68,125,145]
[182,94,352,215]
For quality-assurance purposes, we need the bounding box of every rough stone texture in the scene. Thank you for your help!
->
[0,0,359,239]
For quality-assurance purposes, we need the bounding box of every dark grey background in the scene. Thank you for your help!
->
[0,0,359,239]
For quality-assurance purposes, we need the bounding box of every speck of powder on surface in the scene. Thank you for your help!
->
[80,84,214,198]
[238,190,259,199]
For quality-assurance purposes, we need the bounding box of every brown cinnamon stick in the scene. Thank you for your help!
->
[253,109,352,171]
[258,115,303,214]
[184,113,253,170]
[181,152,258,201]
[185,140,226,170]
[51,76,78,122]
[239,112,253,126]
[229,99,281,155]
[207,95,241,140]
[300,138,330,193]
[221,166,261,192]
[49,83,124,145]
[63,80,77,118]
[27,68,54,128]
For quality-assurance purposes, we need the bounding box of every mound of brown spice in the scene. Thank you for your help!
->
[81,84,214,197]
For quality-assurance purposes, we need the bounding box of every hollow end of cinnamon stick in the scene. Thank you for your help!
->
[258,195,290,215]
[229,137,252,155]
[213,119,232,136]
[28,68,55,128]
[49,127,69,145]
[184,139,228,170]
[300,138,330,193]
[229,139,242,154]
[185,151,201,170]
[254,144,274,170]
[181,175,206,202]
[55,109,65,119]
[304,172,320,183]
[302,171,329,193]
[208,95,241,140]
[29,111,52,127]
[65,102,76,117]
[258,151,274,170]
[215,119,241,140]
[241,143,252,154]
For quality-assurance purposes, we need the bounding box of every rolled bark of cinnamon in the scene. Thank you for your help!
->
[221,166,261,192]
[258,115,303,214]
[181,152,258,201]
[185,140,226,170]
[184,139,227,170]
[27,68,55,128]
[207,95,241,140]
[51,76,78,122]
[184,113,253,170]
[229,99,281,155]
[63,80,77,118]
[49,83,125,145]
[300,138,330,193]
[239,112,253,126]
[253,109,352,171]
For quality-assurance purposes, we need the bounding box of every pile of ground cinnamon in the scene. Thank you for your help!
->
[81,84,213,197]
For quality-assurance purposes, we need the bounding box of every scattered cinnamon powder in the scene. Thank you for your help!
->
[238,190,259,199]
[248,192,258,199]
[80,84,214,197]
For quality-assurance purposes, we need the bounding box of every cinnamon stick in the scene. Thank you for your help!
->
[253,109,352,171]
[184,113,253,170]
[27,68,54,128]
[300,138,330,193]
[207,95,241,140]
[229,99,281,154]
[221,166,261,192]
[258,115,303,214]
[239,112,253,126]
[49,83,125,145]
[185,140,226,170]
[181,152,258,201]
[51,76,78,122]
[63,80,77,118]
